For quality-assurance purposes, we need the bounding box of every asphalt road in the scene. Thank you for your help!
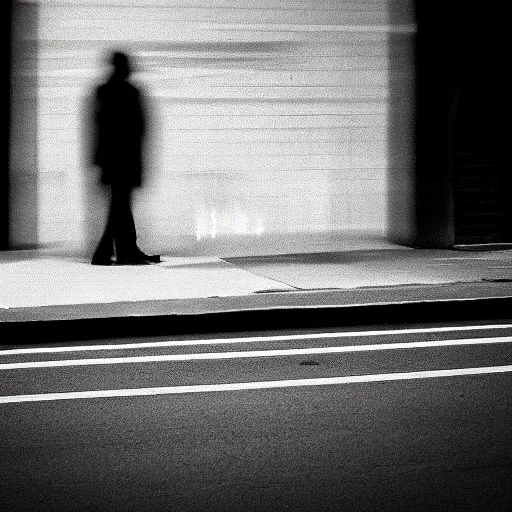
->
[1,322,512,511]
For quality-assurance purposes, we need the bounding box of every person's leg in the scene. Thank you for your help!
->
[91,187,115,265]
[112,183,138,261]
[112,181,161,264]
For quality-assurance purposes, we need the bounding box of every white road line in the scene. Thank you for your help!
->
[1,365,511,404]
[2,336,512,370]
[3,324,512,356]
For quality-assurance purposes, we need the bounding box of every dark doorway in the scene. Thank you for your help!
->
[414,1,510,248]
[453,85,509,245]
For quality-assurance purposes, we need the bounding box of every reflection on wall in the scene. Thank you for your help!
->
[31,0,415,255]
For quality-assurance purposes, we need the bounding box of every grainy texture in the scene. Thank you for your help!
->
[31,0,415,253]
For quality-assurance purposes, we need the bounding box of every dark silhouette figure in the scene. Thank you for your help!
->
[91,52,159,265]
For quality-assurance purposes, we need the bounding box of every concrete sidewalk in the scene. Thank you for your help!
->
[2,242,512,342]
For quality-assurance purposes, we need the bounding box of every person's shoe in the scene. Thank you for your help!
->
[115,256,152,265]
[141,253,161,263]
[91,256,114,266]
[134,249,161,263]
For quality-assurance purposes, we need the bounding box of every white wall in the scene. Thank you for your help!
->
[31,0,415,255]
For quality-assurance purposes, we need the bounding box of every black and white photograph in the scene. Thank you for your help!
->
[1,1,511,510]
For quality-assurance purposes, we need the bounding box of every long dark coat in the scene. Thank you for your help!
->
[93,78,145,187]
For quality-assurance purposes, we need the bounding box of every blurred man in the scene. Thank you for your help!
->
[91,51,160,265]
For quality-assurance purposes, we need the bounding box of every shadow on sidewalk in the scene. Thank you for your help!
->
[225,248,411,266]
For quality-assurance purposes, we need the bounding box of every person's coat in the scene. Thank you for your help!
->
[93,78,145,187]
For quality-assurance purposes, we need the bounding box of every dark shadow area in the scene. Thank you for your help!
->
[225,248,417,266]
[3,297,512,344]
[449,9,510,245]
[411,2,455,247]
[387,0,417,246]
[412,1,510,247]
[8,0,38,249]
[0,1,12,249]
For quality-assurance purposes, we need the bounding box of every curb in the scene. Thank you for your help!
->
[2,296,512,344]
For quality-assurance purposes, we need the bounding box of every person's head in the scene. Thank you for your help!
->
[111,51,130,80]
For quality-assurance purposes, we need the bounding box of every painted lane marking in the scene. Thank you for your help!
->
[1,365,510,404]
[2,324,512,356]
[2,336,512,371]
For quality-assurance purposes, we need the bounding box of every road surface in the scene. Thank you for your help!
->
[1,321,512,511]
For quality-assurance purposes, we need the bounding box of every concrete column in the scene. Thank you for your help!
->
[413,2,457,248]
[9,0,39,249]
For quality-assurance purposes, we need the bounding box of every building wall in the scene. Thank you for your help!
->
[31,0,415,255]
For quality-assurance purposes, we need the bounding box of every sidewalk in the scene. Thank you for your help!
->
[2,242,512,342]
